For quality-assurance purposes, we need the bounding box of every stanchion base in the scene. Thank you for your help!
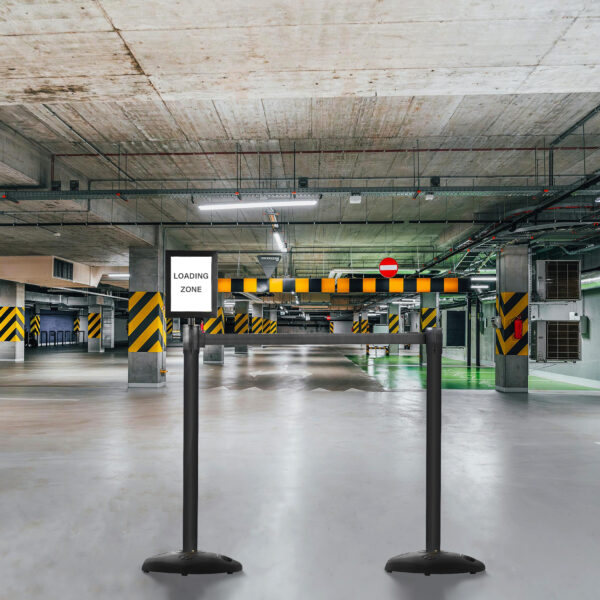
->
[385,550,485,576]
[142,550,242,575]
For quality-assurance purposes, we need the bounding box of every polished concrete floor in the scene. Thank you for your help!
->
[1,346,599,599]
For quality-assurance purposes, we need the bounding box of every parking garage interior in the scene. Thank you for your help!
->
[1,2,600,598]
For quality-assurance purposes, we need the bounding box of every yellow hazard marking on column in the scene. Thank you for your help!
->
[73,317,80,333]
[234,313,249,333]
[352,320,359,333]
[0,307,25,342]
[495,292,528,356]
[88,312,102,339]
[329,321,334,333]
[388,314,400,333]
[251,316,263,333]
[30,314,40,336]
[166,318,173,335]
[205,307,224,335]
[420,308,437,330]
[360,319,369,333]
[128,292,166,352]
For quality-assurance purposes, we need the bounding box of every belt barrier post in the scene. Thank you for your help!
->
[142,323,242,576]
[385,327,485,576]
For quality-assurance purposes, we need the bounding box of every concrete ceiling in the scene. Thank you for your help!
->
[0,1,599,276]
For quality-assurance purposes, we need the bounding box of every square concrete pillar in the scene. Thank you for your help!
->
[128,237,166,387]
[495,246,529,392]
[87,304,103,353]
[388,303,400,354]
[0,280,25,362]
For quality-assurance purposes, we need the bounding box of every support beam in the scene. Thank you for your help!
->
[0,280,25,362]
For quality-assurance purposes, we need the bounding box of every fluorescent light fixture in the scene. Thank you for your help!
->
[349,194,362,204]
[106,273,130,280]
[471,276,496,282]
[582,275,600,284]
[273,231,287,253]
[471,284,490,289]
[595,197,600,203]
[198,199,317,211]
[425,193,435,201]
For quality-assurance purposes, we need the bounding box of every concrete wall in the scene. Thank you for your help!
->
[539,287,600,382]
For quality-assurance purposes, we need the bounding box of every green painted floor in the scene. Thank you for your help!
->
[346,353,600,391]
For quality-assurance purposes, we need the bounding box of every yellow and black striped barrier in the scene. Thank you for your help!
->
[205,307,224,335]
[0,307,25,342]
[261,318,272,334]
[88,312,102,339]
[329,320,334,333]
[218,277,470,294]
[251,316,263,334]
[388,314,399,333]
[264,320,277,334]
[495,292,528,356]
[30,314,40,336]
[352,320,359,333]
[360,319,369,333]
[420,308,437,330]
[234,313,249,334]
[128,292,165,352]
[166,318,173,335]
[73,317,80,333]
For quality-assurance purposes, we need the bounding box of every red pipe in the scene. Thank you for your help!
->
[54,146,600,158]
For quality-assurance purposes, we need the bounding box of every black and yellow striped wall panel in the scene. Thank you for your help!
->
[30,314,40,336]
[234,313,249,334]
[0,307,25,342]
[251,316,263,333]
[205,307,224,335]
[495,292,528,356]
[217,277,469,294]
[420,308,437,330]
[128,292,166,352]
[73,317,80,333]
[388,313,400,334]
[88,312,102,339]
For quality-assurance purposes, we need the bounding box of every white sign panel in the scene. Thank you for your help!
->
[166,251,217,317]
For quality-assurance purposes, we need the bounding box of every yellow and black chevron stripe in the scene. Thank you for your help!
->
[217,277,470,294]
[73,317,80,333]
[251,316,263,333]
[30,314,40,336]
[495,292,528,356]
[88,312,102,339]
[360,319,369,333]
[352,320,359,333]
[420,308,437,330]
[128,292,165,352]
[329,320,334,333]
[0,307,25,342]
[234,313,249,334]
[261,318,272,334]
[205,307,224,335]
[166,318,173,335]
[388,313,399,333]
[264,319,277,334]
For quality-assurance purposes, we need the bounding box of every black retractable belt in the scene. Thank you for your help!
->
[142,323,242,576]
[385,328,485,576]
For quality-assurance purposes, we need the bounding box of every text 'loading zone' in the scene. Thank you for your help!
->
[165,251,218,319]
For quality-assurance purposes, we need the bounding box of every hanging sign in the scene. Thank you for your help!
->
[379,257,398,278]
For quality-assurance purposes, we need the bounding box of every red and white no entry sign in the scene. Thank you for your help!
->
[379,257,398,278]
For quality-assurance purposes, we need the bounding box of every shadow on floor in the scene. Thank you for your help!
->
[147,572,246,600]
[387,571,486,600]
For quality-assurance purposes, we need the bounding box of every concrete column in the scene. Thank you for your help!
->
[203,293,224,364]
[87,303,103,353]
[0,280,25,362]
[269,308,278,334]
[352,311,360,334]
[128,238,166,387]
[77,309,87,345]
[251,302,263,334]
[360,311,370,333]
[419,293,439,364]
[234,300,249,354]
[495,246,529,393]
[30,304,41,346]
[388,303,400,355]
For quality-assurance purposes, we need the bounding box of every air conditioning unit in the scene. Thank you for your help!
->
[535,260,580,301]
[530,320,581,362]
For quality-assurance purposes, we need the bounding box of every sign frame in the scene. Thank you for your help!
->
[165,250,218,319]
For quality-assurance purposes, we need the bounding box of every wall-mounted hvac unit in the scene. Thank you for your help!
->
[535,260,580,301]
[530,320,581,362]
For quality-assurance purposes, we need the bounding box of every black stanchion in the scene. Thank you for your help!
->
[385,327,485,576]
[142,323,242,576]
